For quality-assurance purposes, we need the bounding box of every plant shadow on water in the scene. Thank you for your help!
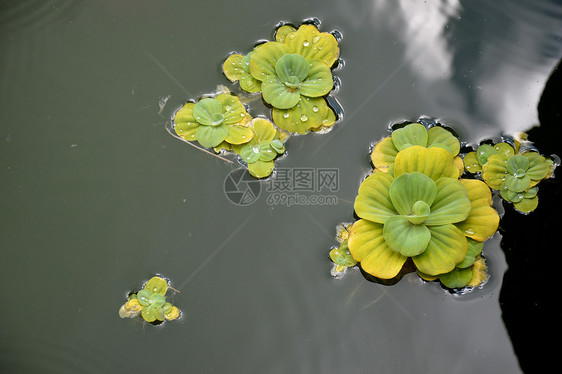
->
[498,58,562,373]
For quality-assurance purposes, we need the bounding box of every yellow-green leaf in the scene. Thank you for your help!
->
[456,179,500,241]
[248,160,275,178]
[225,125,253,145]
[394,146,459,181]
[371,137,398,173]
[412,224,467,276]
[348,219,407,279]
[391,123,428,151]
[275,25,297,42]
[223,54,246,82]
[250,42,290,81]
[354,172,397,223]
[463,152,482,173]
[272,96,329,134]
[427,126,460,156]
[283,24,339,67]
[482,154,508,190]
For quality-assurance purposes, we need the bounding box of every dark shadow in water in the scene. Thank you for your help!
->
[499,58,562,374]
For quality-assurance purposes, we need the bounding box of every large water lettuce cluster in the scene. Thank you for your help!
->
[330,122,556,290]
[171,20,342,179]
[223,23,340,134]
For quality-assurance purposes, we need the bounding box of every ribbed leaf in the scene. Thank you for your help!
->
[272,96,329,134]
[196,124,229,148]
[348,219,407,279]
[388,172,437,216]
[261,75,300,109]
[371,137,399,173]
[425,177,471,225]
[391,123,428,151]
[248,160,275,178]
[524,152,549,180]
[193,98,223,126]
[354,172,397,223]
[482,154,508,190]
[383,215,431,256]
[394,146,459,181]
[275,54,309,83]
[225,125,253,145]
[456,179,499,241]
[413,224,467,276]
[427,126,460,155]
[250,42,290,81]
[298,59,333,97]
[215,93,248,125]
[144,276,168,296]
[282,24,339,67]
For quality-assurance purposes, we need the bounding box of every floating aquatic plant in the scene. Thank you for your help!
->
[223,22,341,134]
[232,117,289,178]
[349,146,499,281]
[119,276,180,323]
[172,88,289,179]
[463,140,555,213]
[328,222,356,278]
[172,20,342,179]
[174,92,253,148]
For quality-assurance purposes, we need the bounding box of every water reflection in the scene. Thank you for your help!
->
[0,0,83,35]
[1,0,561,373]
[499,58,562,374]
[371,0,562,142]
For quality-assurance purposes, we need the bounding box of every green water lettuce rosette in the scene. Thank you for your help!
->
[248,24,339,134]
[371,123,463,176]
[348,146,499,281]
[232,118,289,178]
[119,276,180,323]
[174,93,253,148]
[464,142,554,213]
[484,152,551,213]
[328,222,356,278]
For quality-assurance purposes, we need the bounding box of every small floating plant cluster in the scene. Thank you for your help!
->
[463,138,554,213]
[172,19,342,178]
[119,276,180,324]
[329,121,556,291]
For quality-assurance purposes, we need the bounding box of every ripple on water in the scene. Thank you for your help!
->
[0,335,127,373]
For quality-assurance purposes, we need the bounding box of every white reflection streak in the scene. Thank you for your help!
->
[305,211,334,239]
[309,0,459,159]
[144,50,192,97]
[178,212,256,290]
[384,289,415,322]
[382,0,460,81]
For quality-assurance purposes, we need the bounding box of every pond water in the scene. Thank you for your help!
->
[1,0,561,373]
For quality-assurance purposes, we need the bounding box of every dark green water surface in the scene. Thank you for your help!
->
[1,1,561,373]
